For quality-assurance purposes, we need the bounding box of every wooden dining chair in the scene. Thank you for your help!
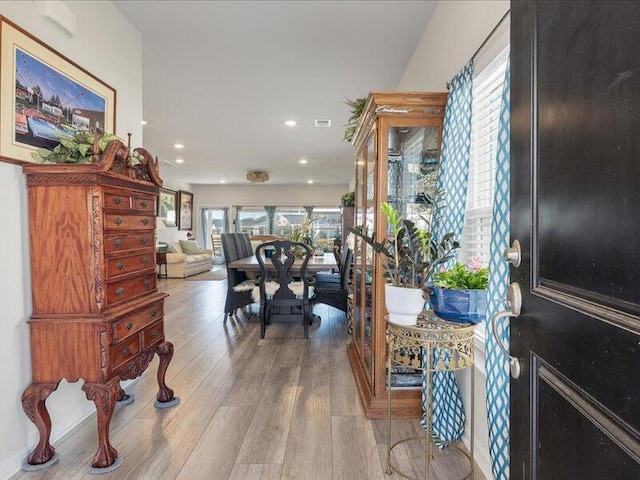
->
[255,240,314,339]
[313,247,352,313]
[221,233,254,323]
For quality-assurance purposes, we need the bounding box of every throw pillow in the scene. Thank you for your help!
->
[179,240,203,255]
[166,243,178,253]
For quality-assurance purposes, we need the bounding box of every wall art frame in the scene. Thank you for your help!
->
[0,16,116,164]
[157,188,177,228]
[177,190,194,231]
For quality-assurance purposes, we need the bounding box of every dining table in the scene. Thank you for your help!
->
[228,252,338,324]
[228,252,337,276]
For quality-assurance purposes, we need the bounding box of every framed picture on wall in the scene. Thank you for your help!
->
[157,188,177,227]
[0,16,116,164]
[177,190,193,231]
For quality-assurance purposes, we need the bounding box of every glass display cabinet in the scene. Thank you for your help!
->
[346,92,447,418]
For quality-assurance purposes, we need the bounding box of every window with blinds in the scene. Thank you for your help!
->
[458,44,510,267]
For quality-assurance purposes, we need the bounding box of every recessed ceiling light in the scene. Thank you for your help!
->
[284,120,297,127]
[174,143,184,149]
[175,158,184,164]
[220,179,226,184]
[141,120,148,125]
[307,179,314,184]
[299,159,307,164]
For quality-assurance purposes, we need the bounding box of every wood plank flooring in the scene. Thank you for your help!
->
[11,277,485,480]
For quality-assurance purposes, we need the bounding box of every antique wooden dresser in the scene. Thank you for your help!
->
[21,140,177,471]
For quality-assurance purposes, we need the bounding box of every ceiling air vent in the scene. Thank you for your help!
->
[314,119,332,128]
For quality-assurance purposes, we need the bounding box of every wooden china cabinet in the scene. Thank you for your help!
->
[347,92,447,418]
[21,140,177,471]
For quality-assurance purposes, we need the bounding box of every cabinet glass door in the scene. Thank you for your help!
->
[387,125,441,224]
[363,129,376,379]
[386,124,441,388]
[352,141,365,359]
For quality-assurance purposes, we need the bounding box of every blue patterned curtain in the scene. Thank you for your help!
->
[485,61,511,480]
[422,60,474,446]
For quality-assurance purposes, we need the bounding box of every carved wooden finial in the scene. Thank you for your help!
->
[126,133,133,162]
[91,133,100,163]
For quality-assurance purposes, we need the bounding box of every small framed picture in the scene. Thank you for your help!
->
[157,188,177,227]
[177,190,193,231]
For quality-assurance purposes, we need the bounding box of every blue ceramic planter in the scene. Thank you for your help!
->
[429,287,487,324]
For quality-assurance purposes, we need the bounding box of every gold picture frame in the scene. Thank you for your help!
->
[0,16,116,164]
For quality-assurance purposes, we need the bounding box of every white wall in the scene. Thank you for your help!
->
[396,1,510,478]
[0,2,142,478]
[397,0,509,92]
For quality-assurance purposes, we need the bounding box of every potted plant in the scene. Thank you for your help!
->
[342,97,366,143]
[350,200,459,325]
[429,259,489,324]
[341,191,355,207]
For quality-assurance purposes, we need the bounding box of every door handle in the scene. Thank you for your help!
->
[504,239,521,267]
[490,282,522,379]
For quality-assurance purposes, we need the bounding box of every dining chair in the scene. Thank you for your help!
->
[313,248,352,313]
[221,233,254,323]
[241,233,253,258]
[316,245,349,285]
[255,240,314,339]
[232,233,249,259]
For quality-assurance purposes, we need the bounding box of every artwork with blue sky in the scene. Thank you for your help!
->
[15,48,106,112]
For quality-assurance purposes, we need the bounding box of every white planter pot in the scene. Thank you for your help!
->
[384,284,425,326]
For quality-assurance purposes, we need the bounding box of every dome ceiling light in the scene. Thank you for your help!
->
[246,171,269,183]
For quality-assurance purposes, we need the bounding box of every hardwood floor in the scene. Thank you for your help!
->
[12,277,484,480]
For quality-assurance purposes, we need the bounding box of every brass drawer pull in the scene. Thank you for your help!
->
[114,197,122,205]
[150,329,161,338]
[140,237,150,245]
[141,200,149,208]
[143,280,152,288]
[114,238,124,247]
[116,262,126,270]
[151,310,158,317]
[141,218,150,226]
[122,346,133,356]
[116,287,125,296]
[142,257,150,264]
[126,322,134,330]
[114,217,123,226]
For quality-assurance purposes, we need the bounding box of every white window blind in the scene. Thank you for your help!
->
[459,44,510,267]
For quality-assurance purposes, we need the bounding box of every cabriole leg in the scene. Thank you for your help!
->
[21,382,60,468]
[82,377,119,470]
[155,341,179,408]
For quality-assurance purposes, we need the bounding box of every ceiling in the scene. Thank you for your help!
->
[113,1,437,186]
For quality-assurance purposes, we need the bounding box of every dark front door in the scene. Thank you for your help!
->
[510,1,640,479]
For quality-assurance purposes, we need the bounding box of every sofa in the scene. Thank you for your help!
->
[165,240,214,278]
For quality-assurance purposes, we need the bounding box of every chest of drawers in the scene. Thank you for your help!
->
[20,141,177,472]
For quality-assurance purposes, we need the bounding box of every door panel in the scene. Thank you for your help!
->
[536,359,640,480]
[510,1,640,478]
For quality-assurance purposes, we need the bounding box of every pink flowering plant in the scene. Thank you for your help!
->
[433,259,489,290]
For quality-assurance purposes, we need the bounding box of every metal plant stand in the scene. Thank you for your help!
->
[386,312,476,480]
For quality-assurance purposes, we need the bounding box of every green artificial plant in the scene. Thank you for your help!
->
[350,195,459,289]
[433,261,489,290]
[30,132,141,165]
[342,97,366,143]
[341,191,355,207]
